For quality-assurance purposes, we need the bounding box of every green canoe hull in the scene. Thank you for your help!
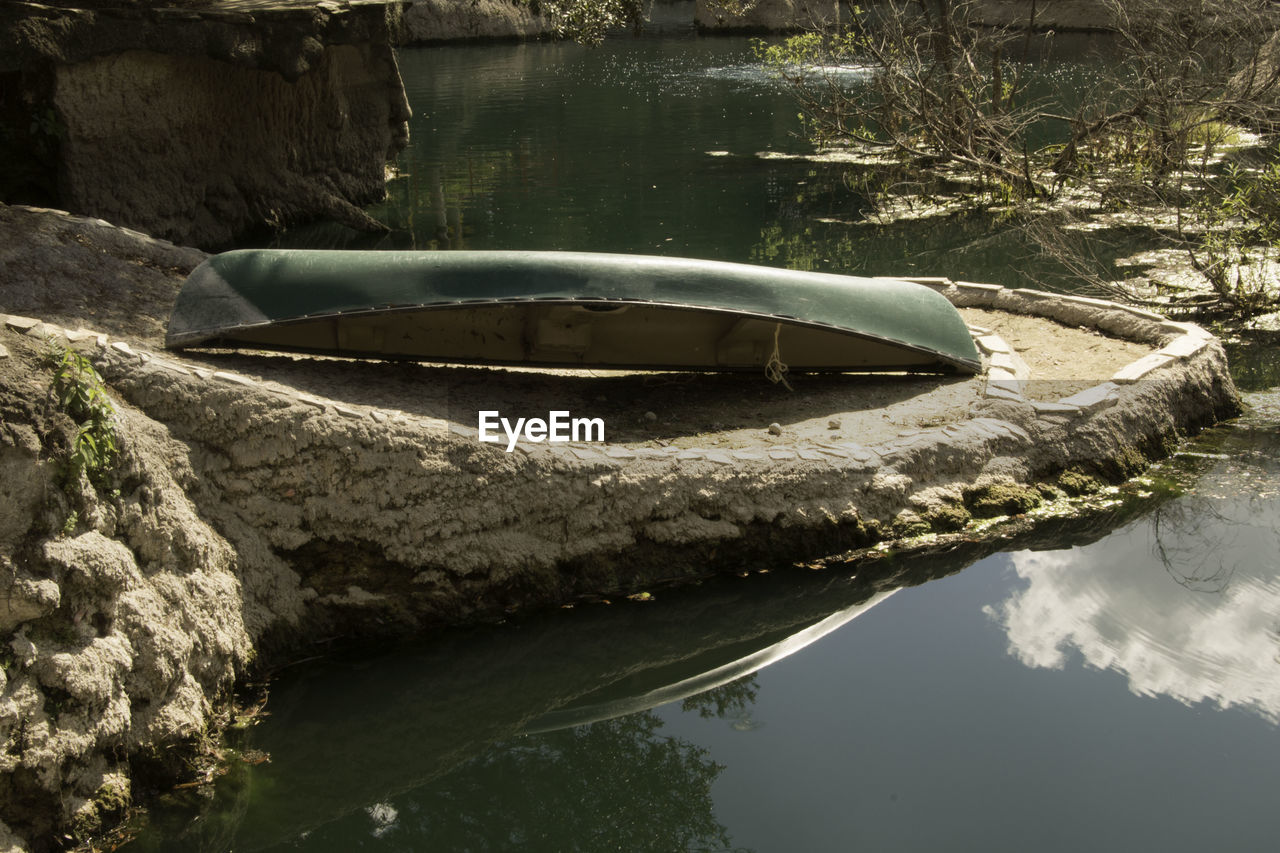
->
[165,250,981,374]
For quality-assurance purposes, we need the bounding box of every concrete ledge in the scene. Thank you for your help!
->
[14,272,1235,592]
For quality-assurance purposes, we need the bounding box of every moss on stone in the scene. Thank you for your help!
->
[921,502,971,532]
[95,780,130,816]
[1034,482,1067,502]
[1108,445,1151,480]
[889,510,931,539]
[963,481,1042,517]
[1057,468,1102,496]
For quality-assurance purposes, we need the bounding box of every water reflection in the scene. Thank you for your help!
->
[292,713,733,852]
[524,590,896,734]
[989,396,1280,722]
[125,499,1156,852]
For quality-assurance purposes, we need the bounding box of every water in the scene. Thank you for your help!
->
[128,36,1280,852]
[271,35,1127,290]
[126,416,1280,851]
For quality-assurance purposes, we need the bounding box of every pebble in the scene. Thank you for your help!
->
[644,411,657,422]
[827,419,841,430]
[0,343,8,359]
[767,422,783,436]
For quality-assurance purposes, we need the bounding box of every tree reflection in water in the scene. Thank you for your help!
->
[682,674,762,731]
[274,712,737,853]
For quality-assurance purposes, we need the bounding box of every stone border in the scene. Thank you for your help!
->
[3,277,1237,585]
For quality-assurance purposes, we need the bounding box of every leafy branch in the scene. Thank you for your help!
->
[46,348,119,490]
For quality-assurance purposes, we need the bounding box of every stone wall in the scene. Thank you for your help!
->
[400,0,556,42]
[0,1,410,249]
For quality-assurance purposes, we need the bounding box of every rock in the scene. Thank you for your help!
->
[827,419,841,430]
[401,0,556,42]
[767,422,783,435]
[44,533,139,596]
[0,569,61,634]
[0,320,253,851]
[644,411,658,422]
[0,204,203,345]
[0,1,410,249]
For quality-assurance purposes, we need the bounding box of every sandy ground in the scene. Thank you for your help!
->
[174,308,1152,452]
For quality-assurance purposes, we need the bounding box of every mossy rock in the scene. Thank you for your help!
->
[1057,468,1102,496]
[1034,482,1067,502]
[889,510,932,539]
[69,779,130,841]
[1108,445,1151,480]
[963,481,1042,518]
[921,502,971,532]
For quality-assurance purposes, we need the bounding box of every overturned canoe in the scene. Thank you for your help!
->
[165,250,982,374]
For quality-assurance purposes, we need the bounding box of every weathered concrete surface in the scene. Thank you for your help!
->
[0,346,255,851]
[0,1,410,249]
[0,203,1241,850]
[401,0,555,42]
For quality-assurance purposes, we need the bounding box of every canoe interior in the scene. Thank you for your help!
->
[188,301,968,373]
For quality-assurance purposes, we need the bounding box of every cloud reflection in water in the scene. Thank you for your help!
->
[988,437,1280,722]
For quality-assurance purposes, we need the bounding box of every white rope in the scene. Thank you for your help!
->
[764,323,793,391]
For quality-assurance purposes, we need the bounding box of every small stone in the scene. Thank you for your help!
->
[213,370,256,387]
[3,315,39,332]
[1158,336,1210,359]
[0,343,8,359]
[644,411,657,421]
[827,419,841,430]
[767,423,783,436]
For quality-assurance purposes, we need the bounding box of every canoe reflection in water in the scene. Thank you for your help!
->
[128,487,1171,852]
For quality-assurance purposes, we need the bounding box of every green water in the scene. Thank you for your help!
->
[129,35,1280,852]
[272,35,1124,291]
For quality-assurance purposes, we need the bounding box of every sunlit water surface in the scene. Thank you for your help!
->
[129,35,1280,853]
